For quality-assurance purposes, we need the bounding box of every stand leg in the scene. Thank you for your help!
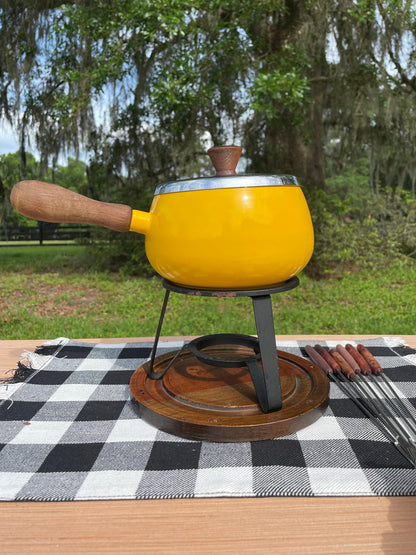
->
[147,289,170,379]
[251,295,282,411]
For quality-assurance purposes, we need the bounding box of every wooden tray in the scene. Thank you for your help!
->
[130,345,329,442]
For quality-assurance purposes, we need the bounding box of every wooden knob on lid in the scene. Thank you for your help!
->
[208,145,242,176]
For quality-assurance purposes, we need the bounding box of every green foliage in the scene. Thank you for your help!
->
[53,158,88,191]
[0,151,39,227]
[85,229,155,278]
[307,159,416,278]
[250,45,311,124]
[0,151,39,186]
[0,151,89,228]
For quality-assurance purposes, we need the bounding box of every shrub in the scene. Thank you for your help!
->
[306,161,416,278]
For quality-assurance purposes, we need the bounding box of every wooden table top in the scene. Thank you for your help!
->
[1,335,416,554]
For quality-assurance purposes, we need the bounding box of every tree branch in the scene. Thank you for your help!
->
[376,0,416,93]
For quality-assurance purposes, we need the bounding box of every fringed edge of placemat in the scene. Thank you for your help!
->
[0,337,70,402]
[22,337,70,377]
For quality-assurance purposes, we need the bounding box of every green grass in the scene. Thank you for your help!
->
[1,245,416,339]
[0,244,87,272]
[0,240,80,246]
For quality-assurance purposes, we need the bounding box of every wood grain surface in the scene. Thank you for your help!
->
[10,180,132,232]
[1,335,415,554]
[130,345,329,441]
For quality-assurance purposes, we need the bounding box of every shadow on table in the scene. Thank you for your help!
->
[383,497,416,554]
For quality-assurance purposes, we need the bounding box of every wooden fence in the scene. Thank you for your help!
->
[0,223,91,244]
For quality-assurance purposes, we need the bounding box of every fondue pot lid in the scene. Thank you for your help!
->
[155,174,299,195]
[154,145,299,195]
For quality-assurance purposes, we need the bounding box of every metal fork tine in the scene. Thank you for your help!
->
[353,373,416,444]
[339,372,415,445]
[358,373,416,439]
[330,373,416,467]
[305,345,416,468]
[378,373,416,424]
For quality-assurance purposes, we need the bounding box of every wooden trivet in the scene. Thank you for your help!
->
[130,345,329,442]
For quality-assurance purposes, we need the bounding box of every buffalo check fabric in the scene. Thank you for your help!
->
[0,337,415,501]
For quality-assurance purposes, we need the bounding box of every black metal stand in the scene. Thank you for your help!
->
[147,277,299,413]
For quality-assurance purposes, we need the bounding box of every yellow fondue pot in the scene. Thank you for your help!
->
[10,146,314,290]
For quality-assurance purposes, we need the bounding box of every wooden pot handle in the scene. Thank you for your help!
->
[10,180,133,233]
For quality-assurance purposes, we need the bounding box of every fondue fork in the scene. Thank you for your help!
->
[323,344,416,443]
[352,344,416,438]
[308,346,415,445]
[343,344,416,441]
[345,342,416,426]
[332,345,416,453]
[304,345,416,467]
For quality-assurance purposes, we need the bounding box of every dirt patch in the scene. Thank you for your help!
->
[1,283,106,319]
[34,284,105,318]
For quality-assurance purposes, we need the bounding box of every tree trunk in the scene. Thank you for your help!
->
[261,99,326,190]
[244,1,328,192]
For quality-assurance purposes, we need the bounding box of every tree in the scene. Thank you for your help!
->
[0,151,39,232]
[1,1,416,273]
[1,1,415,189]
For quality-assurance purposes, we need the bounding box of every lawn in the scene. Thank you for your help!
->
[1,245,415,340]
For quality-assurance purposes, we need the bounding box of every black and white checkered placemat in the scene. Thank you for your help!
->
[1,337,415,501]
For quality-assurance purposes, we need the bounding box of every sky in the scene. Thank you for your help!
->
[0,121,88,164]
[0,121,19,156]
